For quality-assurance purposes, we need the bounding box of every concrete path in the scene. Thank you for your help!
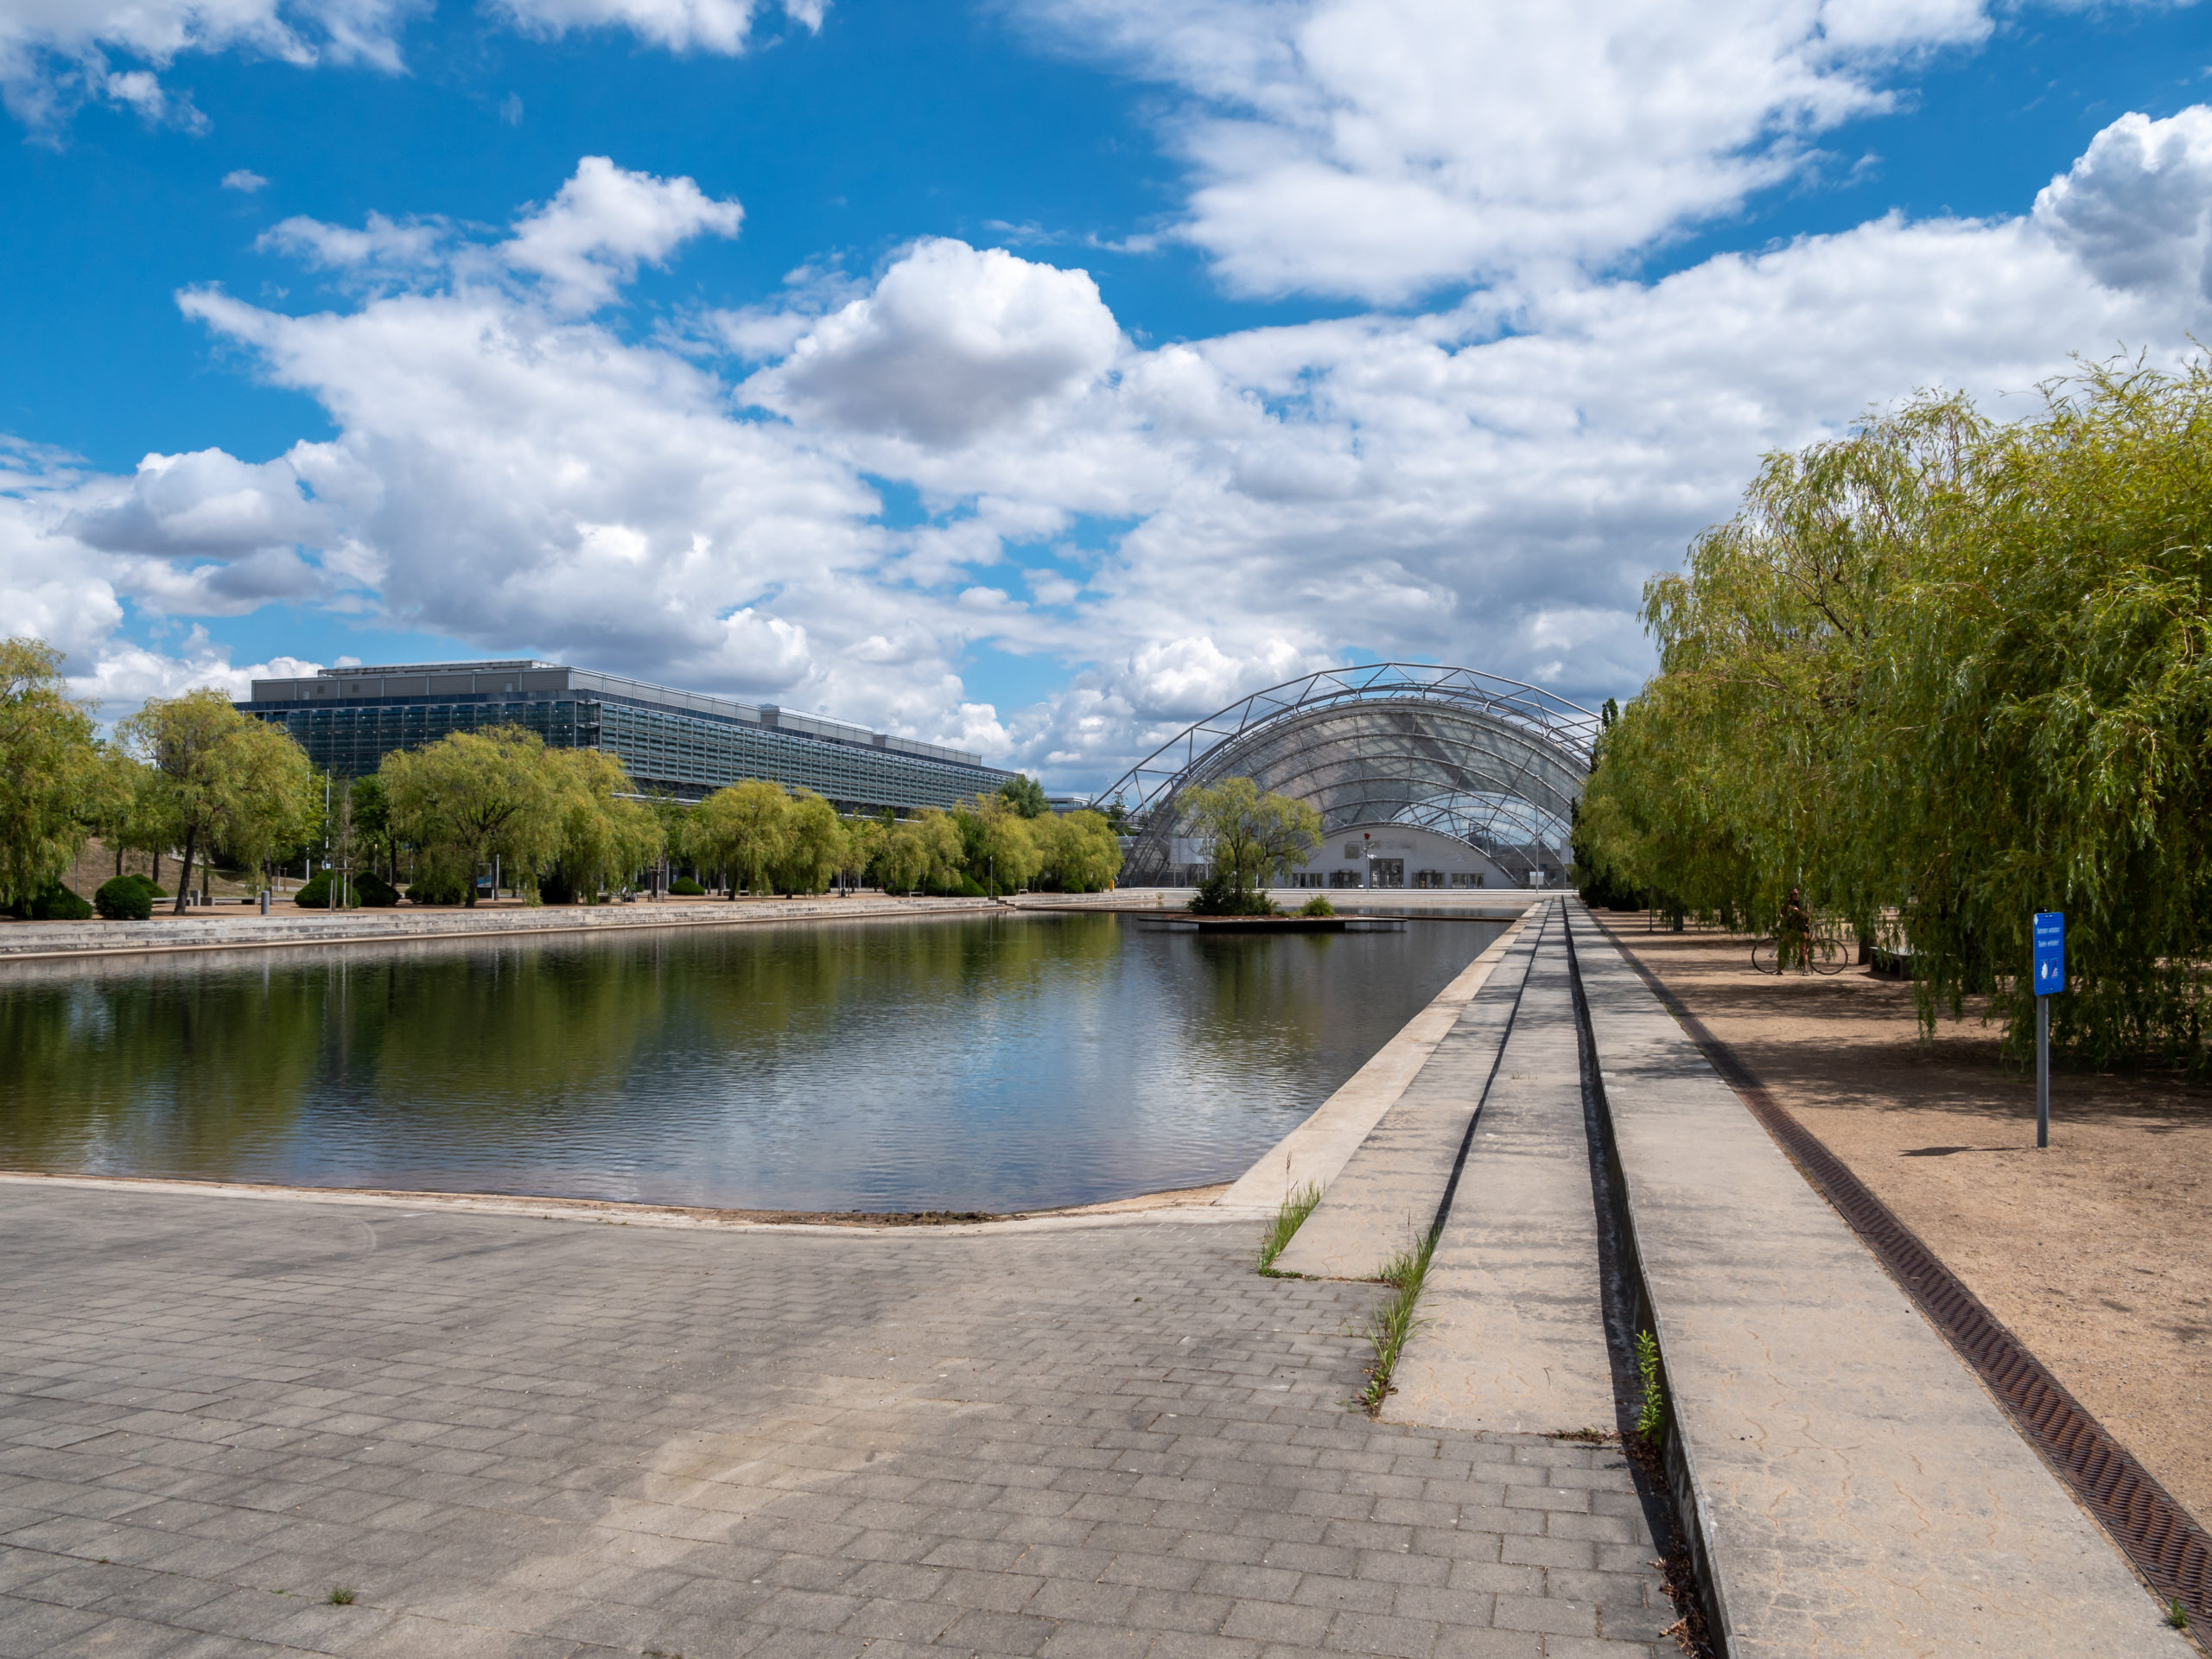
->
[1567,904,2192,1659]
[0,1179,1679,1658]
[1247,915,1539,1238]
[1381,907,1618,1438]
[1272,921,1540,1279]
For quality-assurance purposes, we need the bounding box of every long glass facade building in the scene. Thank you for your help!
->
[238,660,1017,813]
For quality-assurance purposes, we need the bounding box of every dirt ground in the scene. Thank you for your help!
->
[54,836,263,903]
[1596,914,2212,1531]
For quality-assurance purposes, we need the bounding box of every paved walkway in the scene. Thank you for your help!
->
[0,1180,1677,1658]
[1262,922,1535,1267]
[1381,911,1614,1439]
[1566,906,2192,1659]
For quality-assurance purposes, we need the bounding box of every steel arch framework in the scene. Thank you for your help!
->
[1097,664,1600,884]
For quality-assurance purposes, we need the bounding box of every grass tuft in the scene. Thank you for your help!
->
[327,1587,356,1606]
[1357,1226,1440,1415]
[1634,1331,1667,1446]
[1257,1181,1324,1273]
[2167,1599,2190,1630]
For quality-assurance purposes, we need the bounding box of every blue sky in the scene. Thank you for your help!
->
[2,0,2209,785]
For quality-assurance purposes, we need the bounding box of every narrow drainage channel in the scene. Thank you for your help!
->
[1565,915,1722,1659]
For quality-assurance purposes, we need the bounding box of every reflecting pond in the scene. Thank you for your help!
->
[0,912,1499,1212]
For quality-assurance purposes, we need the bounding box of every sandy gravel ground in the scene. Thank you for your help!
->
[1596,916,2212,1531]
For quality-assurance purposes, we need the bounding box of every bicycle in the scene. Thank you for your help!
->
[1750,931,1847,976]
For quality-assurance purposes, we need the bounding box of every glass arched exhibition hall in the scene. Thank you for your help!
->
[1096,663,1601,887]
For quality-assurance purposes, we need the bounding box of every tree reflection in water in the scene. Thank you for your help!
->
[0,913,1497,1212]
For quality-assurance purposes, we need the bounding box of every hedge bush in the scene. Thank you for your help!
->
[94,875,154,920]
[668,876,705,896]
[404,869,470,906]
[9,881,93,921]
[291,871,357,910]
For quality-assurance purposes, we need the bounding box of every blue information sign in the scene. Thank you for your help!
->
[2032,912,2065,996]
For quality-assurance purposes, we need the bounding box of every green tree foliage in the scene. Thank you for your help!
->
[0,638,101,912]
[1183,777,1323,897]
[772,791,849,894]
[957,793,1041,894]
[996,773,1050,818]
[118,689,316,914]
[691,778,791,894]
[543,747,662,902]
[347,773,398,884]
[1580,359,2212,1069]
[1033,809,1124,892]
[874,809,966,894]
[380,725,561,907]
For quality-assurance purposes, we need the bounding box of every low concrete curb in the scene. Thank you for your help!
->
[1271,905,1541,1277]
[0,893,1019,963]
[1215,906,1535,1216]
[1567,901,2192,1658]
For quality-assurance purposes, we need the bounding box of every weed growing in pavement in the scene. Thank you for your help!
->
[1636,1331,1667,1445]
[1256,1180,1324,1273]
[1357,1225,1440,1415]
[2167,1599,2190,1630]
[327,1587,355,1605]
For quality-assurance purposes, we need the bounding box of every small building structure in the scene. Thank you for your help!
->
[1279,822,1518,889]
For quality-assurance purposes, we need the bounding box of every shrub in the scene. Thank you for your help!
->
[1189,873,1279,916]
[353,871,400,908]
[291,871,358,910]
[9,881,93,921]
[922,870,988,898]
[667,876,706,896]
[1300,894,1336,918]
[94,875,155,920]
[129,875,168,899]
[404,869,470,906]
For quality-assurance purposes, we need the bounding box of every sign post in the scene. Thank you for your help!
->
[2031,912,2065,1149]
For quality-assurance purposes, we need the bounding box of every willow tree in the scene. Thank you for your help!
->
[381,725,561,906]
[1587,394,1981,932]
[957,791,1041,894]
[1183,776,1321,896]
[1867,359,2212,1065]
[1034,808,1123,892]
[691,779,791,895]
[0,638,102,911]
[772,791,849,895]
[874,809,964,894]
[543,747,662,901]
[118,688,317,912]
[1582,357,2212,1070]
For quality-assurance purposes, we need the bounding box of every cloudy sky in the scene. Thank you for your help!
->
[2,0,2208,786]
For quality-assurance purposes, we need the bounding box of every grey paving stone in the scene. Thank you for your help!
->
[0,1184,1666,1659]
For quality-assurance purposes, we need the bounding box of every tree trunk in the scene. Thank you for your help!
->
[174,825,197,914]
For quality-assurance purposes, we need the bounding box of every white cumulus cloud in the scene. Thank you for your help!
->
[486,0,825,54]
[748,239,1125,447]
[11,93,2212,779]
[2036,107,2212,300]
[1016,0,2005,300]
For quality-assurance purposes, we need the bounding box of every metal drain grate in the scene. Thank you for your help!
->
[1597,921,2212,1628]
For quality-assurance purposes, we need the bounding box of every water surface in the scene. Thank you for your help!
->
[0,912,1497,1211]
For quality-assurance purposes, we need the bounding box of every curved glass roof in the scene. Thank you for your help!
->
[1096,664,1599,882]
